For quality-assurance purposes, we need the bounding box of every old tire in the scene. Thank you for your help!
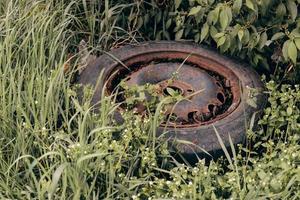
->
[77,41,266,158]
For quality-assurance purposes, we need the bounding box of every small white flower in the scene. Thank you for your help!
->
[35,100,38,104]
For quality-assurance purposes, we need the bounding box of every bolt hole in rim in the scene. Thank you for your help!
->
[105,50,241,128]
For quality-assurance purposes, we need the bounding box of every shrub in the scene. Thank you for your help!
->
[133,0,300,79]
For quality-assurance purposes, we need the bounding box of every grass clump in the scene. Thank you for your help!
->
[0,0,300,199]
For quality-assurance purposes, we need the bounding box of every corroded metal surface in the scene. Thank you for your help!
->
[105,49,241,128]
[125,63,227,124]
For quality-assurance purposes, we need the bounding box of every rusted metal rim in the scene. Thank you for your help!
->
[105,50,241,128]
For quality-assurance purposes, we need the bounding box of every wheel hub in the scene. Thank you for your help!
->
[125,63,227,124]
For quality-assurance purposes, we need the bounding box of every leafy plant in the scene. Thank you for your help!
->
[129,0,300,81]
[1,0,300,199]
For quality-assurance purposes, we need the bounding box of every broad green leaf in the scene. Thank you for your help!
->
[295,38,300,50]
[287,107,293,116]
[214,32,225,38]
[276,3,286,18]
[246,0,255,11]
[175,0,182,10]
[271,32,285,41]
[282,40,290,60]
[220,35,231,52]
[238,29,244,41]
[259,31,267,49]
[188,6,202,16]
[207,8,220,25]
[217,36,226,47]
[166,19,172,29]
[175,29,184,40]
[232,0,242,13]
[220,9,228,30]
[242,29,250,44]
[288,41,297,63]
[291,28,300,37]
[287,0,297,21]
[200,23,209,42]
[225,7,233,24]
[210,26,218,37]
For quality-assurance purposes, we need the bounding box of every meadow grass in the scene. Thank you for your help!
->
[0,1,300,199]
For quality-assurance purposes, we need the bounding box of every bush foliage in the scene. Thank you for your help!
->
[136,0,300,77]
[0,0,300,199]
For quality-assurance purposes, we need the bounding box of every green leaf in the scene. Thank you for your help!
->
[210,26,218,37]
[287,107,293,116]
[49,163,68,198]
[175,0,182,10]
[291,28,300,37]
[295,38,300,50]
[207,8,219,25]
[188,6,202,16]
[246,0,255,11]
[259,31,267,49]
[282,40,290,61]
[247,97,257,108]
[276,3,286,18]
[271,32,285,41]
[225,7,232,24]
[220,9,228,30]
[288,41,297,64]
[166,87,176,96]
[214,32,225,38]
[220,35,231,52]
[238,29,244,41]
[287,0,297,21]
[166,19,172,29]
[232,0,242,13]
[217,36,226,47]
[200,23,209,42]
[175,29,184,40]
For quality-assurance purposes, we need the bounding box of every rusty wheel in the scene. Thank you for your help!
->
[78,41,266,157]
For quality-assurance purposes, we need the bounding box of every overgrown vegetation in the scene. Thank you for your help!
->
[0,0,300,199]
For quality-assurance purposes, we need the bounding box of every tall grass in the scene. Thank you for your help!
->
[0,0,300,199]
